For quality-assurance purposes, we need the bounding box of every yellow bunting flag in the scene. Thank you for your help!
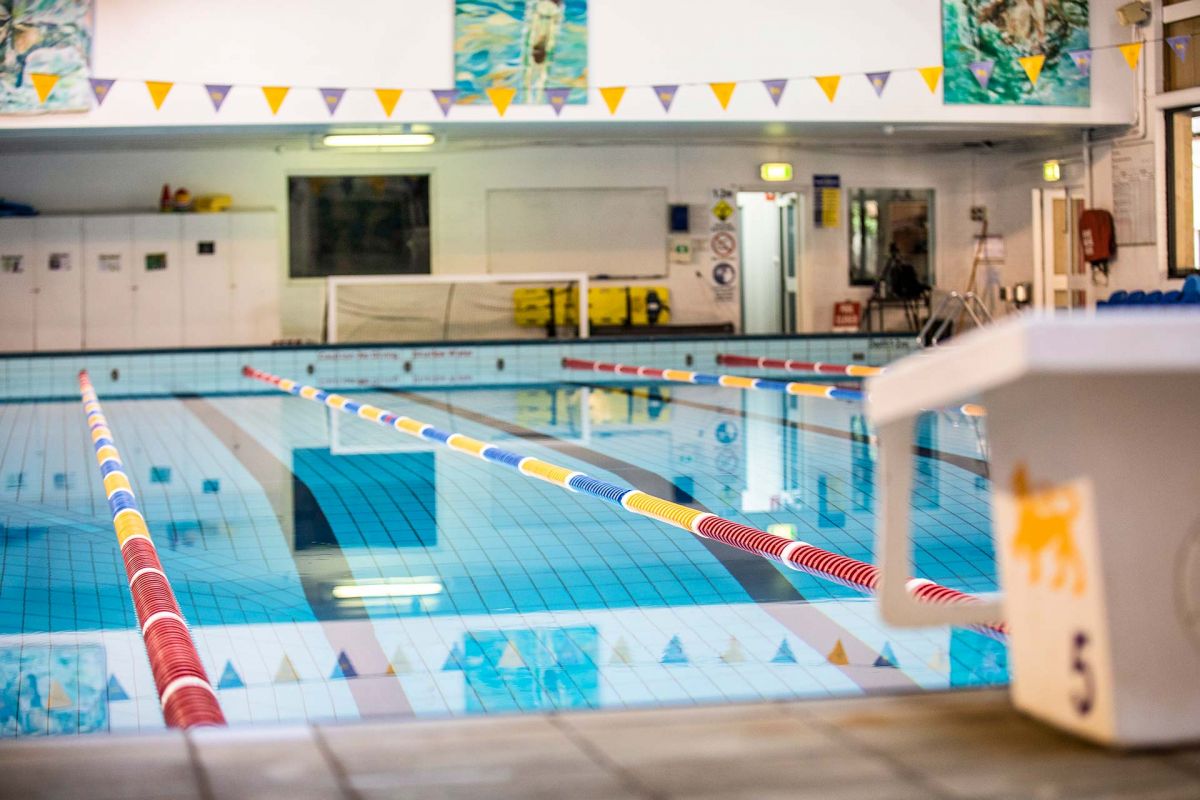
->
[30,73,59,103]
[1018,54,1045,85]
[145,80,174,110]
[487,86,516,116]
[815,75,841,102]
[709,82,736,110]
[918,66,943,93]
[826,639,850,666]
[375,88,403,117]
[262,86,290,115]
[600,86,626,115]
[1119,42,1143,70]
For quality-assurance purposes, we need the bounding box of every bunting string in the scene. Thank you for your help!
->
[29,31,1173,117]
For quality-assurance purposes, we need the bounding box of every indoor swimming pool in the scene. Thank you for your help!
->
[0,338,1004,737]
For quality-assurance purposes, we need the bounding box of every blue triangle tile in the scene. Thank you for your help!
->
[771,639,798,664]
[218,660,244,689]
[106,675,129,702]
[660,635,689,665]
[873,641,899,668]
[330,651,358,679]
[442,643,465,671]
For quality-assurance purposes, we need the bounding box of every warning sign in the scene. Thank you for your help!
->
[710,231,737,258]
[711,199,734,221]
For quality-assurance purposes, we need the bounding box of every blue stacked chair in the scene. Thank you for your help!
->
[1184,275,1200,305]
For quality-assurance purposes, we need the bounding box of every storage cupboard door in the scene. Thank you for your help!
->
[0,218,35,352]
[182,214,232,346]
[33,217,85,351]
[132,215,183,348]
[230,212,279,345]
[83,216,136,350]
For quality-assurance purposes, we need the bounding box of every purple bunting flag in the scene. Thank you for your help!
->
[969,60,995,90]
[204,84,232,112]
[89,78,115,106]
[762,79,787,106]
[1068,50,1092,77]
[432,89,459,117]
[865,71,890,97]
[1168,35,1191,63]
[545,87,571,115]
[319,87,346,115]
[652,84,678,112]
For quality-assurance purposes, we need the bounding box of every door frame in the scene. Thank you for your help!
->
[735,187,809,333]
[1031,186,1092,310]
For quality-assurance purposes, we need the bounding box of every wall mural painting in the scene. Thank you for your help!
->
[454,0,587,106]
[942,0,1089,107]
[0,0,92,114]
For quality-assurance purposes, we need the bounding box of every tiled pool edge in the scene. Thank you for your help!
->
[0,334,918,401]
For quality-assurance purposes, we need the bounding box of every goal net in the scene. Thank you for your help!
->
[325,273,590,344]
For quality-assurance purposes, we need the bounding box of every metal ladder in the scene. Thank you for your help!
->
[918,291,993,348]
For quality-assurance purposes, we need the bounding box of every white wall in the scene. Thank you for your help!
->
[0,0,1136,130]
[0,140,1054,338]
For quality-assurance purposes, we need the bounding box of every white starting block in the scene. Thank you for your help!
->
[866,312,1200,747]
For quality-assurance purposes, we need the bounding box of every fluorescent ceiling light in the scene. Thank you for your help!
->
[332,580,443,599]
[323,133,436,148]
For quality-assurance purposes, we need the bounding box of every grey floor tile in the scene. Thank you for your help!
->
[317,715,640,800]
[189,725,346,800]
[0,732,200,800]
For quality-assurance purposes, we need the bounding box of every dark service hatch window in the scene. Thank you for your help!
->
[288,175,431,278]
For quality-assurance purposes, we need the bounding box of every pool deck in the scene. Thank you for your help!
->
[4,689,1200,799]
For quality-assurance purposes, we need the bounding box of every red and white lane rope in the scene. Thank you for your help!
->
[716,353,884,377]
[79,371,225,729]
[244,365,1005,639]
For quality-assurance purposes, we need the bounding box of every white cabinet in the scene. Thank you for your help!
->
[82,216,136,349]
[0,212,279,352]
[0,219,36,352]
[182,214,232,346]
[33,216,85,351]
[230,212,279,346]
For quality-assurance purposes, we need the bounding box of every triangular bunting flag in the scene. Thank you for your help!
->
[873,642,899,668]
[330,650,357,679]
[487,86,516,116]
[918,66,943,93]
[89,78,115,106]
[145,80,174,110]
[545,87,571,115]
[442,643,465,671]
[661,635,689,665]
[1168,35,1191,63]
[969,60,995,90]
[319,87,345,116]
[600,86,626,115]
[375,88,403,117]
[865,72,890,97]
[609,636,632,665]
[497,641,526,669]
[721,637,745,664]
[30,73,59,104]
[218,660,245,689]
[1018,54,1046,86]
[204,83,231,111]
[47,679,73,710]
[771,639,798,664]
[262,86,290,115]
[826,639,849,666]
[388,646,411,675]
[274,655,300,683]
[652,84,678,112]
[1069,50,1093,77]
[107,675,129,701]
[709,82,736,110]
[762,79,787,106]
[1120,42,1143,70]
[814,75,841,103]
[432,89,458,116]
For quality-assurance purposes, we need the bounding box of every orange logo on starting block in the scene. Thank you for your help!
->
[1011,465,1086,596]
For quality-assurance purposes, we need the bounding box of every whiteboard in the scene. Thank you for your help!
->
[486,188,668,277]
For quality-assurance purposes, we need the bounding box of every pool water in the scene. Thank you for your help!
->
[0,378,1003,737]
